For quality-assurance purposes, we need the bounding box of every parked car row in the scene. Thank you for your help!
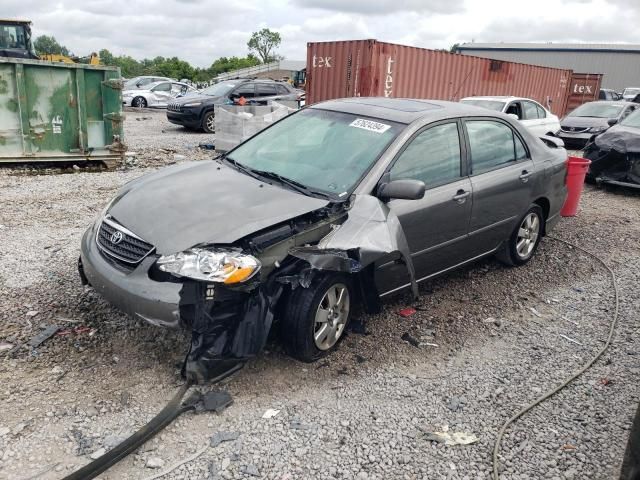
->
[122,81,199,108]
[166,78,304,133]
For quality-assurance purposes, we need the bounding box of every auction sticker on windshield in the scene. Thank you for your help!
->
[349,118,391,133]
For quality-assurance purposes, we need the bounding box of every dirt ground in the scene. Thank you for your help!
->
[0,111,638,480]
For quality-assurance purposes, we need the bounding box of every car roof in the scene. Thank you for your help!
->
[461,95,543,103]
[311,97,494,124]
[580,100,629,106]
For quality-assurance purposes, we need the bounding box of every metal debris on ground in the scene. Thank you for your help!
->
[0,342,14,352]
[210,431,240,447]
[262,409,280,419]
[398,307,417,318]
[401,332,420,348]
[56,326,94,336]
[198,143,216,150]
[528,307,543,318]
[202,391,234,413]
[424,431,479,446]
[28,325,60,348]
[559,334,584,346]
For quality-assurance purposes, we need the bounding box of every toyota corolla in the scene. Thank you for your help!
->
[79,98,568,383]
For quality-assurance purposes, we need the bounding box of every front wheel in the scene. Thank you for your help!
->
[132,96,147,108]
[497,205,544,266]
[202,111,215,133]
[281,273,353,362]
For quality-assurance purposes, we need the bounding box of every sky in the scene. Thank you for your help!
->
[4,0,640,68]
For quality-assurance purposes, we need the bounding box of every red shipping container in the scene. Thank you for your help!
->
[306,39,575,116]
[563,73,603,116]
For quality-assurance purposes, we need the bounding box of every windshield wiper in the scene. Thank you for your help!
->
[251,169,333,199]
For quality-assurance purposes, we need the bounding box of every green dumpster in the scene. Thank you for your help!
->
[0,58,125,166]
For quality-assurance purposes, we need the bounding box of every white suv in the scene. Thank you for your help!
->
[460,96,560,137]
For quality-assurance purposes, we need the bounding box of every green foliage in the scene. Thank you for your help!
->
[247,28,282,63]
[449,43,461,53]
[38,29,280,81]
[34,35,70,56]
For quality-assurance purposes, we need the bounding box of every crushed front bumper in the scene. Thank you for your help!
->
[79,222,182,328]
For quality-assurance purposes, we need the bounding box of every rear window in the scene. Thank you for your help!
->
[460,99,506,112]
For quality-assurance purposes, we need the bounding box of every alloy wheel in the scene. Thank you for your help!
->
[313,283,350,350]
[516,212,540,259]
[206,114,215,132]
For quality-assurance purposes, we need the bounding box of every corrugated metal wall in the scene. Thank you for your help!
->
[564,73,603,115]
[306,40,573,116]
[458,49,639,91]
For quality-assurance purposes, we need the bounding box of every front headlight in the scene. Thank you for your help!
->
[157,248,260,284]
[182,102,202,107]
[588,126,606,133]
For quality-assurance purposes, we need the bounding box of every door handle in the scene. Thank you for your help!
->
[452,190,470,204]
[519,170,533,182]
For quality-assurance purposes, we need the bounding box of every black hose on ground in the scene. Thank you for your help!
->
[492,236,620,479]
[62,381,193,480]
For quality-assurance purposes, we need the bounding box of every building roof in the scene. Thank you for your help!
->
[457,42,640,54]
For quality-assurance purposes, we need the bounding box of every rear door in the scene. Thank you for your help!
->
[149,82,172,106]
[375,120,473,294]
[521,100,545,136]
[463,118,535,257]
[254,83,279,105]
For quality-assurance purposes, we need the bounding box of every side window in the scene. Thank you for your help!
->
[536,104,546,118]
[276,84,290,95]
[389,122,462,188]
[599,90,606,100]
[232,84,256,98]
[523,101,540,120]
[466,120,527,174]
[138,78,153,86]
[256,84,278,97]
[152,82,171,92]
[505,102,523,120]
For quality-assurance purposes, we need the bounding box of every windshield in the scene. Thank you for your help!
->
[460,99,506,112]
[623,88,640,97]
[568,103,624,118]
[0,25,27,50]
[227,108,403,197]
[200,82,237,97]
[620,109,640,128]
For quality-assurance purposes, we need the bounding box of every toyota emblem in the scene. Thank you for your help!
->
[110,231,124,245]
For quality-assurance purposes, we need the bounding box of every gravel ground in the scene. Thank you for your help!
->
[0,111,639,480]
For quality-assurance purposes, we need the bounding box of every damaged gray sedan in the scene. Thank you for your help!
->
[79,98,567,383]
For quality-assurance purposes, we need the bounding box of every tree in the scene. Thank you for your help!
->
[449,43,461,54]
[209,55,261,76]
[34,35,70,56]
[247,28,281,63]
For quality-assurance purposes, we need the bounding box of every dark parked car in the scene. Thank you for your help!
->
[584,109,640,188]
[167,79,304,133]
[557,101,638,149]
[80,98,568,383]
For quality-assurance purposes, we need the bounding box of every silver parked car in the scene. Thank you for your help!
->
[122,81,198,108]
[79,98,568,383]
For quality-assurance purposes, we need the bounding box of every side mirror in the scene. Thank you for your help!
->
[507,113,519,120]
[378,179,425,201]
[607,118,618,126]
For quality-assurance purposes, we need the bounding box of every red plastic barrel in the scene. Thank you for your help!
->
[561,156,592,217]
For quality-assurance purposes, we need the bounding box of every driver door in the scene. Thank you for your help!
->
[150,82,172,107]
[375,120,473,295]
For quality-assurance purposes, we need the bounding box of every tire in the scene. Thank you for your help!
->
[281,273,354,362]
[497,204,544,267]
[132,96,147,108]
[202,111,215,133]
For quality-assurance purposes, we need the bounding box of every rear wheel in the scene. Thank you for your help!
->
[281,273,353,362]
[497,204,544,266]
[132,96,147,108]
[202,111,215,133]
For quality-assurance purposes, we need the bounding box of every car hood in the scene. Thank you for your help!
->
[173,94,221,105]
[107,161,330,254]
[561,117,610,128]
